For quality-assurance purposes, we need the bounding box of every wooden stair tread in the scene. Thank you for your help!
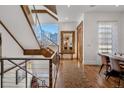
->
[24,47,54,57]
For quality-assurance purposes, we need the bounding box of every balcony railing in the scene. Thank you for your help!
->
[0,52,60,88]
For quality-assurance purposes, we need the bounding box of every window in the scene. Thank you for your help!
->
[98,22,113,54]
[40,24,59,44]
[35,23,59,47]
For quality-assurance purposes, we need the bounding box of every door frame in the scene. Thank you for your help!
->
[77,21,83,62]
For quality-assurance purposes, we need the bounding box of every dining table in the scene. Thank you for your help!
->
[98,53,124,87]
[98,53,124,72]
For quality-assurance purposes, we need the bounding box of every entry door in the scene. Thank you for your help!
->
[77,22,83,62]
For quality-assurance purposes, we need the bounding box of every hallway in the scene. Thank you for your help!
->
[55,59,124,88]
[55,59,96,88]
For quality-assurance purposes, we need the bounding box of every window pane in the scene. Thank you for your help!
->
[98,22,112,54]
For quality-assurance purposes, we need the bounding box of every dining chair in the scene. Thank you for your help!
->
[105,58,124,87]
[98,55,111,74]
[116,53,124,70]
[119,62,124,70]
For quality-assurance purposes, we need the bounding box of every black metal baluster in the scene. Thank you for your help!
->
[25,60,27,88]
[49,59,52,88]
[1,60,4,88]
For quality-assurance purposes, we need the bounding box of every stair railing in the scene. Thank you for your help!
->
[0,51,60,88]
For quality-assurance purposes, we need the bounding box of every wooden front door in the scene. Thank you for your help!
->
[77,22,83,62]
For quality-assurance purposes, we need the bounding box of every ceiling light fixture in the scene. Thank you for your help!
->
[65,17,69,20]
[67,5,70,8]
[89,5,96,7]
[115,5,119,7]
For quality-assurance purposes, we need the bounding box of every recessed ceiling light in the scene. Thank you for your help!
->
[89,5,96,7]
[65,17,69,20]
[67,5,70,8]
[115,5,119,7]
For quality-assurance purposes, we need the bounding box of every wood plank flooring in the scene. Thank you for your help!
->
[55,59,124,88]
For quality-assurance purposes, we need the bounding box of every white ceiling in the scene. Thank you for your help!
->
[56,5,124,22]
[29,5,124,23]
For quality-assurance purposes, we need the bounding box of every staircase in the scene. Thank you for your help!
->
[22,5,59,58]
[0,5,59,88]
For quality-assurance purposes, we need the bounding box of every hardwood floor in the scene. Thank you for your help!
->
[55,59,124,88]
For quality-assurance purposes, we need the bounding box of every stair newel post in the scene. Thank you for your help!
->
[49,59,52,88]
[1,59,4,88]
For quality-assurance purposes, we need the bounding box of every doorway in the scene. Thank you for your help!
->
[60,31,75,59]
[77,21,83,63]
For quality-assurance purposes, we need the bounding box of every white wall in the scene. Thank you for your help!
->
[59,22,77,31]
[84,12,122,65]
[118,13,124,53]
[0,25,25,69]
[59,22,77,58]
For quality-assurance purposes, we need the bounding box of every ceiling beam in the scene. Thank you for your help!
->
[0,20,24,50]
[31,9,58,21]
[21,5,42,49]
